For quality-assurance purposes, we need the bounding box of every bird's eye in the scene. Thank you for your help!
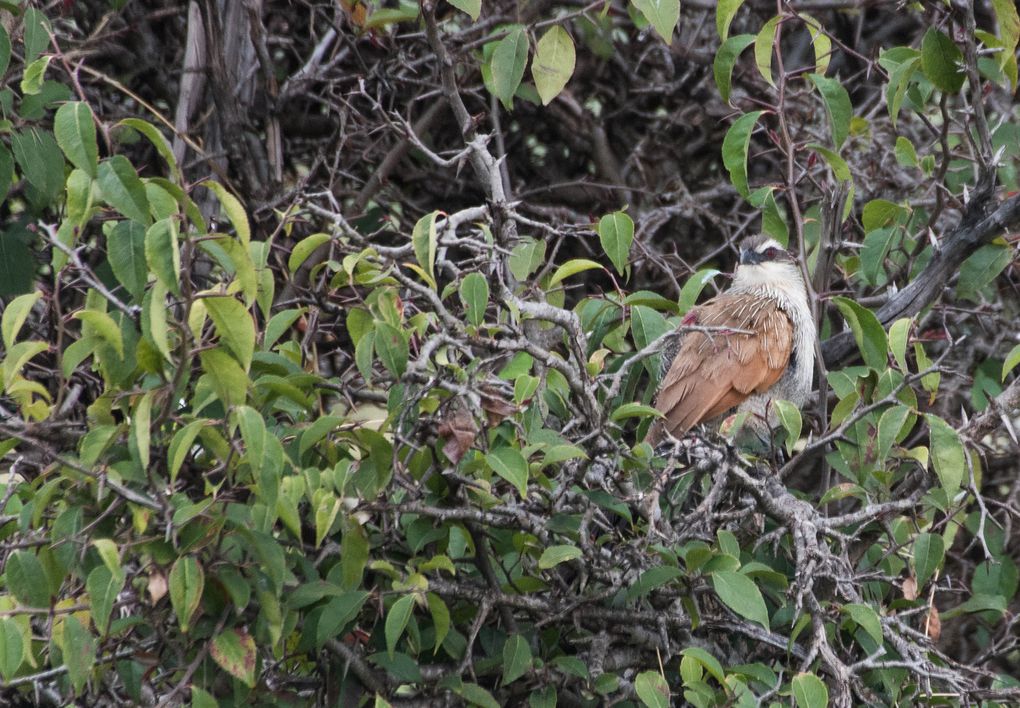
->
[764,247,778,259]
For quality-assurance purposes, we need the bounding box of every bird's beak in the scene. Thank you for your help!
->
[739,250,762,265]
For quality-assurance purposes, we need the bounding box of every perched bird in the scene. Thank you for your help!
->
[646,235,817,445]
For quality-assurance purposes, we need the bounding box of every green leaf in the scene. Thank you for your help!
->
[876,404,911,464]
[0,619,24,682]
[168,419,207,484]
[956,243,1011,302]
[61,616,96,695]
[716,0,745,40]
[385,594,416,658]
[315,591,370,648]
[23,8,51,62]
[832,296,888,370]
[427,592,450,653]
[807,143,851,182]
[145,218,181,296]
[205,296,256,371]
[264,308,304,350]
[509,238,546,280]
[1,290,41,350]
[459,272,489,327]
[54,102,99,177]
[888,317,912,373]
[913,341,940,398]
[921,28,965,94]
[804,14,831,76]
[133,390,154,468]
[201,347,249,408]
[885,55,921,129]
[722,110,763,198]
[204,181,250,246]
[288,232,331,274]
[11,128,65,204]
[107,221,149,301]
[93,538,123,578]
[792,672,828,708]
[711,570,770,631]
[992,0,1020,71]
[925,414,965,497]
[713,34,755,104]
[98,155,151,226]
[6,551,49,607]
[0,144,13,204]
[860,227,897,285]
[753,15,781,87]
[843,603,882,646]
[491,26,528,110]
[678,269,721,313]
[191,687,218,708]
[3,341,49,389]
[355,330,375,383]
[773,399,802,454]
[538,544,582,569]
[117,118,179,176]
[632,0,680,44]
[314,495,342,548]
[20,55,50,95]
[75,310,125,358]
[625,566,683,600]
[169,556,204,633]
[458,683,500,708]
[0,26,10,79]
[807,74,851,149]
[630,303,671,376]
[502,634,533,684]
[1003,343,1020,381]
[374,321,408,378]
[913,532,945,589]
[634,670,670,708]
[486,447,529,498]
[862,199,906,232]
[598,211,634,276]
[548,258,604,287]
[447,0,480,20]
[680,647,726,686]
[211,628,256,688]
[610,402,664,421]
[87,565,125,637]
[411,211,439,288]
[532,26,575,105]
[894,136,918,167]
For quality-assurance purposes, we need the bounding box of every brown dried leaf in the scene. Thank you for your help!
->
[148,570,168,604]
[480,390,518,425]
[925,605,941,642]
[438,410,477,464]
[902,576,918,601]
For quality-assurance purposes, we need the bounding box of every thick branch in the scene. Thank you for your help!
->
[822,192,1020,367]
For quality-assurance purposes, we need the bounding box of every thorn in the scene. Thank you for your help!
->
[1001,410,1019,446]
[992,145,1007,168]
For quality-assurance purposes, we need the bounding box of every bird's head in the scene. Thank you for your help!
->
[733,235,803,289]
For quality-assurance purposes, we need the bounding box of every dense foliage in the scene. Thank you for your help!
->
[0,0,1019,706]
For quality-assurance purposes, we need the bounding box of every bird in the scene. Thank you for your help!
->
[646,234,817,445]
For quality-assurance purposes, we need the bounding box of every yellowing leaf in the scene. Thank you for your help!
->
[532,26,575,105]
[632,0,680,45]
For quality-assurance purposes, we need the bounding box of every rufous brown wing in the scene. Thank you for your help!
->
[647,292,793,443]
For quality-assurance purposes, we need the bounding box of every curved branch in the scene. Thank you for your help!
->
[822,192,1020,367]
